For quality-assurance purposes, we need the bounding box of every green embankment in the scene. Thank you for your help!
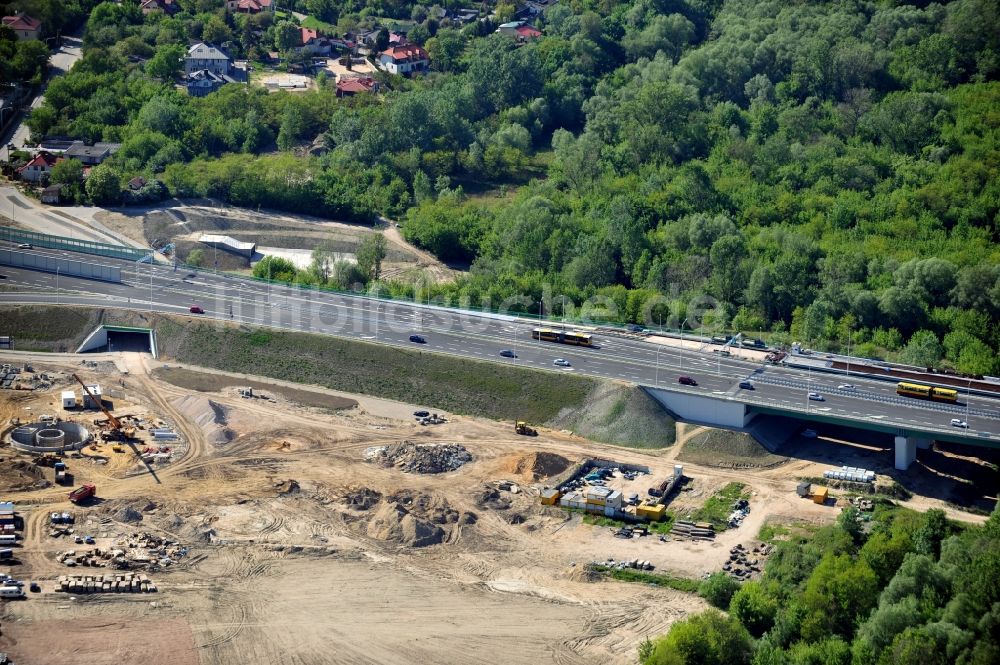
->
[0,305,677,443]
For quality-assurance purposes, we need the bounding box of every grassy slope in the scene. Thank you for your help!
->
[0,305,676,442]
[159,321,597,423]
[677,429,788,468]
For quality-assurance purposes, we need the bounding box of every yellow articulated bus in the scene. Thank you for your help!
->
[896,382,959,403]
[532,328,594,347]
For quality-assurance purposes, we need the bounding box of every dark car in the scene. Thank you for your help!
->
[678,376,697,386]
[409,334,426,344]
[739,381,755,390]
[499,349,517,358]
[189,305,204,314]
[29,582,40,593]
[413,410,430,418]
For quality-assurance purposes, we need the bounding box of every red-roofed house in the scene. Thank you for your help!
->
[335,76,378,97]
[226,0,273,13]
[378,44,429,75]
[17,152,61,183]
[300,27,319,45]
[2,14,41,40]
[515,24,543,40]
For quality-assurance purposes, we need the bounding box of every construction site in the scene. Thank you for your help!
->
[0,350,992,665]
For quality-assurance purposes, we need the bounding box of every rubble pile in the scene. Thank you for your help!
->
[116,532,189,569]
[365,441,472,474]
[719,542,773,580]
[343,487,382,510]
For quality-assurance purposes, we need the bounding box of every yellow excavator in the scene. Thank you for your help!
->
[72,374,135,441]
[515,421,537,436]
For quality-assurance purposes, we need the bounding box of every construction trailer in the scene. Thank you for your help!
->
[539,488,561,505]
[796,482,812,497]
[82,384,102,409]
[812,487,829,504]
[636,502,667,522]
[61,391,77,409]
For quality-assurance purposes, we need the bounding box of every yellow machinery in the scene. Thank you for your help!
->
[515,421,537,436]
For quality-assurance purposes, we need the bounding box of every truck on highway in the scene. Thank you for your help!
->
[68,483,96,504]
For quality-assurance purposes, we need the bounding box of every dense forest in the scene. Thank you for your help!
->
[11,0,1000,373]
[643,503,1000,665]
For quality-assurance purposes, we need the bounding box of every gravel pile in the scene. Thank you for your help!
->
[365,441,472,474]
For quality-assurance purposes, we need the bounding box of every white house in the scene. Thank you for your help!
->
[184,43,232,75]
[378,44,429,75]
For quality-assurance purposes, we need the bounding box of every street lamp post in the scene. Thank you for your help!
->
[55,267,59,304]
[655,343,660,387]
[966,377,972,432]
[679,317,689,369]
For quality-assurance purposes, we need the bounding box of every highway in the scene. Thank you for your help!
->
[1,242,998,443]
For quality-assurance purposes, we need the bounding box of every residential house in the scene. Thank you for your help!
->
[388,31,406,45]
[451,9,479,24]
[2,14,41,40]
[298,28,333,56]
[185,43,232,75]
[497,21,542,41]
[139,0,179,16]
[64,141,121,165]
[335,76,378,97]
[17,152,60,183]
[41,184,63,204]
[378,44,429,75]
[183,69,237,97]
[128,176,146,191]
[226,0,273,13]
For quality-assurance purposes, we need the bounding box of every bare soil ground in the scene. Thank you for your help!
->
[94,201,460,283]
[0,352,990,664]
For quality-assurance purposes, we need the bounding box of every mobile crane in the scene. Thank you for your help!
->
[71,374,135,441]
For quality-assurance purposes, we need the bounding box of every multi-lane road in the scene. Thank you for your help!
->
[1,242,998,443]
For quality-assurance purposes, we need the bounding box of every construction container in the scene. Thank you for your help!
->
[62,391,77,409]
[796,482,811,497]
[82,385,102,409]
[812,487,829,504]
[636,503,667,521]
[539,489,561,506]
[605,490,623,509]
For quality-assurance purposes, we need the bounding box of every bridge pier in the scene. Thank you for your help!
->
[894,435,918,470]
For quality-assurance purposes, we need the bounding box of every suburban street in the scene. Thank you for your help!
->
[1,242,998,444]
[1,34,83,161]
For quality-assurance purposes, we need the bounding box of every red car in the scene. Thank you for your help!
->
[189,305,204,314]
[678,376,698,386]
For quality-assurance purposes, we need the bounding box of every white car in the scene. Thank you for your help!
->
[838,384,855,390]
[950,418,968,428]
[553,358,571,367]
[808,392,824,401]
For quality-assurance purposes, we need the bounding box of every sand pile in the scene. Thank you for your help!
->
[366,503,447,548]
[0,460,49,491]
[476,486,512,511]
[169,395,234,445]
[501,452,571,480]
[365,441,472,474]
[274,479,300,496]
[361,491,470,547]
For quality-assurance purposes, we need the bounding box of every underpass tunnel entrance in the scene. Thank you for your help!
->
[77,325,156,357]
